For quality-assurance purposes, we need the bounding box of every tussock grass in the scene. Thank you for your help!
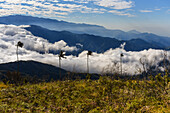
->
[0,76,169,112]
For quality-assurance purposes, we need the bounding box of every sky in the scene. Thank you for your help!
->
[0,0,170,37]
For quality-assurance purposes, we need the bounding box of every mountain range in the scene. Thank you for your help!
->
[24,25,163,52]
[0,15,169,52]
[0,15,169,79]
[0,15,169,49]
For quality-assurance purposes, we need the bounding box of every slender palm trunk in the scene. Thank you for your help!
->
[16,46,19,75]
[120,56,122,76]
[87,55,89,73]
[59,57,61,80]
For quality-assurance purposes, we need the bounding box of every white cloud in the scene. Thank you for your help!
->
[65,0,134,9]
[140,10,153,13]
[56,15,67,18]
[0,0,71,18]
[0,24,169,75]
[94,0,134,9]
[109,10,134,17]
[0,24,77,53]
[0,0,134,18]
[155,8,161,11]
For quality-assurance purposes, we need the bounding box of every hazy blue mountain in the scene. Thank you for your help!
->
[0,22,5,24]
[0,15,107,35]
[125,38,160,51]
[128,30,141,34]
[24,25,163,52]
[133,33,170,48]
[0,15,132,40]
[0,15,169,48]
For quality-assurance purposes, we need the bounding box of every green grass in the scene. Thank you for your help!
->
[0,76,169,112]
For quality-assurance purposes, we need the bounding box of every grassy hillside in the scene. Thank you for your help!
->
[0,75,169,112]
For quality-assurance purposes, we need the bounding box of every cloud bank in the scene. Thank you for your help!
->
[140,10,153,13]
[0,25,169,75]
[0,24,77,53]
[0,0,134,18]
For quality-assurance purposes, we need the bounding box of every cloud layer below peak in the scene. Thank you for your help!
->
[0,24,169,75]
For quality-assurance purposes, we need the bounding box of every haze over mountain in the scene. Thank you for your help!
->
[24,25,163,52]
[0,15,147,40]
[0,15,169,49]
[127,30,141,34]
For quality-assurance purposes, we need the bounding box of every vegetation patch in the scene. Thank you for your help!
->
[0,75,169,112]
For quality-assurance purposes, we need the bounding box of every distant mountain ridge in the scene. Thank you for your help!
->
[128,30,141,34]
[0,15,169,48]
[0,15,134,40]
[0,15,105,34]
[24,25,163,52]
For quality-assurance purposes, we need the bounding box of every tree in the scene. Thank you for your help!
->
[120,53,124,76]
[87,51,92,74]
[58,50,66,80]
[16,41,24,75]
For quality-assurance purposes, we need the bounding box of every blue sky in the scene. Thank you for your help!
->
[0,0,170,37]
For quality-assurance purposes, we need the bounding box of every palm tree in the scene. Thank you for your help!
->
[16,41,24,75]
[16,41,24,61]
[87,51,92,74]
[58,50,66,80]
[58,50,66,68]
[120,53,124,76]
